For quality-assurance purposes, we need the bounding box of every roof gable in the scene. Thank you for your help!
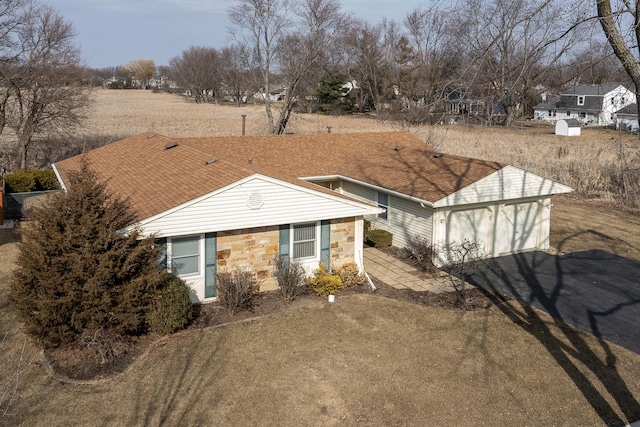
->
[433,165,573,208]
[53,133,254,222]
[136,174,381,237]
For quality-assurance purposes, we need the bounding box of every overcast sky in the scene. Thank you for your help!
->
[55,0,426,69]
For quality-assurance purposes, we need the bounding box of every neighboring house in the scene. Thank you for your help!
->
[534,84,635,125]
[615,103,639,132]
[555,119,581,136]
[53,132,571,303]
[446,90,507,117]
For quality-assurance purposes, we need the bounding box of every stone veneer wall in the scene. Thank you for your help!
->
[217,225,280,291]
[330,217,356,268]
[216,217,357,292]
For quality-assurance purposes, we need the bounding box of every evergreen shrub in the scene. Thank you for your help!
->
[307,262,343,297]
[147,273,193,334]
[9,160,162,349]
[3,169,58,193]
[366,229,393,247]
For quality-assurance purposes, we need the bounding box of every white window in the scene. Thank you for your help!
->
[292,222,318,259]
[377,191,389,220]
[171,235,200,276]
[577,96,585,106]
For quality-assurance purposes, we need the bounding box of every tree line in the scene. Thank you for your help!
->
[115,0,632,132]
[1,0,639,170]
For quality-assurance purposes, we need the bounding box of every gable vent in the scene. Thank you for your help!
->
[246,192,264,210]
[164,141,179,150]
[205,158,216,165]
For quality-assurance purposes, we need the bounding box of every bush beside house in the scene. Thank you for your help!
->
[9,160,189,352]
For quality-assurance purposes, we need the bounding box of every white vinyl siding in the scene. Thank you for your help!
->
[293,222,317,259]
[340,180,434,250]
[139,175,379,238]
[170,235,200,276]
[434,166,572,208]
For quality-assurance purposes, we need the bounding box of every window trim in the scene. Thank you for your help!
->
[291,221,320,260]
[577,95,585,106]
[377,191,390,221]
[169,234,202,277]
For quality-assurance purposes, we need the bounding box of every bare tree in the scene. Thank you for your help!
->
[169,46,219,103]
[596,0,640,127]
[217,44,258,106]
[441,239,488,307]
[344,21,389,113]
[461,0,585,126]
[228,0,350,134]
[0,1,91,169]
[401,7,463,122]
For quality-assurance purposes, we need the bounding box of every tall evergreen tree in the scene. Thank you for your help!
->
[10,160,162,348]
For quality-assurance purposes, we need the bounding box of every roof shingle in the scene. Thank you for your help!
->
[54,131,504,222]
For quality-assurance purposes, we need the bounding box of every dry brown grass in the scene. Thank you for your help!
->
[77,89,640,207]
[80,89,397,139]
[2,91,640,425]
[2,216,640,425]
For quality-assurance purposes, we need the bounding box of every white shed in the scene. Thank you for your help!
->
[555,119,581,136]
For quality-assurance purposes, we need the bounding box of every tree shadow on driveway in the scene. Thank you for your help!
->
[466,250,640,426]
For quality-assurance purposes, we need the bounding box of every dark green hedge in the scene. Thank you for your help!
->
[4,169,59,193]
[367,229,393,247]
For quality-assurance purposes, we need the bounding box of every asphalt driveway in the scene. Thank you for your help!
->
[465,250,640,354]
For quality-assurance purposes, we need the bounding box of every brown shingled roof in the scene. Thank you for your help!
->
[179,132,504,203]
[54,131,504,222]
[54,133,254,221]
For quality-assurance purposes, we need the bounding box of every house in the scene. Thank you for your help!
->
[534,84,635,125]
[615,103,639,132]
[555,119,581,136]
[52,132,571,303]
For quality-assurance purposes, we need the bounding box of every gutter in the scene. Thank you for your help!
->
[51,164,67,192]
[300,174,435,208]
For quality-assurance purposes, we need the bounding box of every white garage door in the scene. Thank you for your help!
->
[445,208,492,249]
[443,202,542,261]
[495,202,541,255]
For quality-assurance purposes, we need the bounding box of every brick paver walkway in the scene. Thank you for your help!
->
[364,247,468,294]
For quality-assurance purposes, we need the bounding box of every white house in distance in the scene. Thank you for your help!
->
[53,132,571,303]
[534,83,635,126]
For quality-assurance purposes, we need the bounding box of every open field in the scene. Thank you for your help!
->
[2,90,640,425]
[76,89,640,207]
[2,197,640,425]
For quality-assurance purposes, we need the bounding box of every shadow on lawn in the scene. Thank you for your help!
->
[128,330,228,426]
[467,250,640,426]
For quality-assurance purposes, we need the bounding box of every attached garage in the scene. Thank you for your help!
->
[439,199,547,262]
[431,166,570,266]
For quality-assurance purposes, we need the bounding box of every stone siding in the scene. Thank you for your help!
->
[217,225,280,291]
[330,217,356,268]
[215,217,357,293]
